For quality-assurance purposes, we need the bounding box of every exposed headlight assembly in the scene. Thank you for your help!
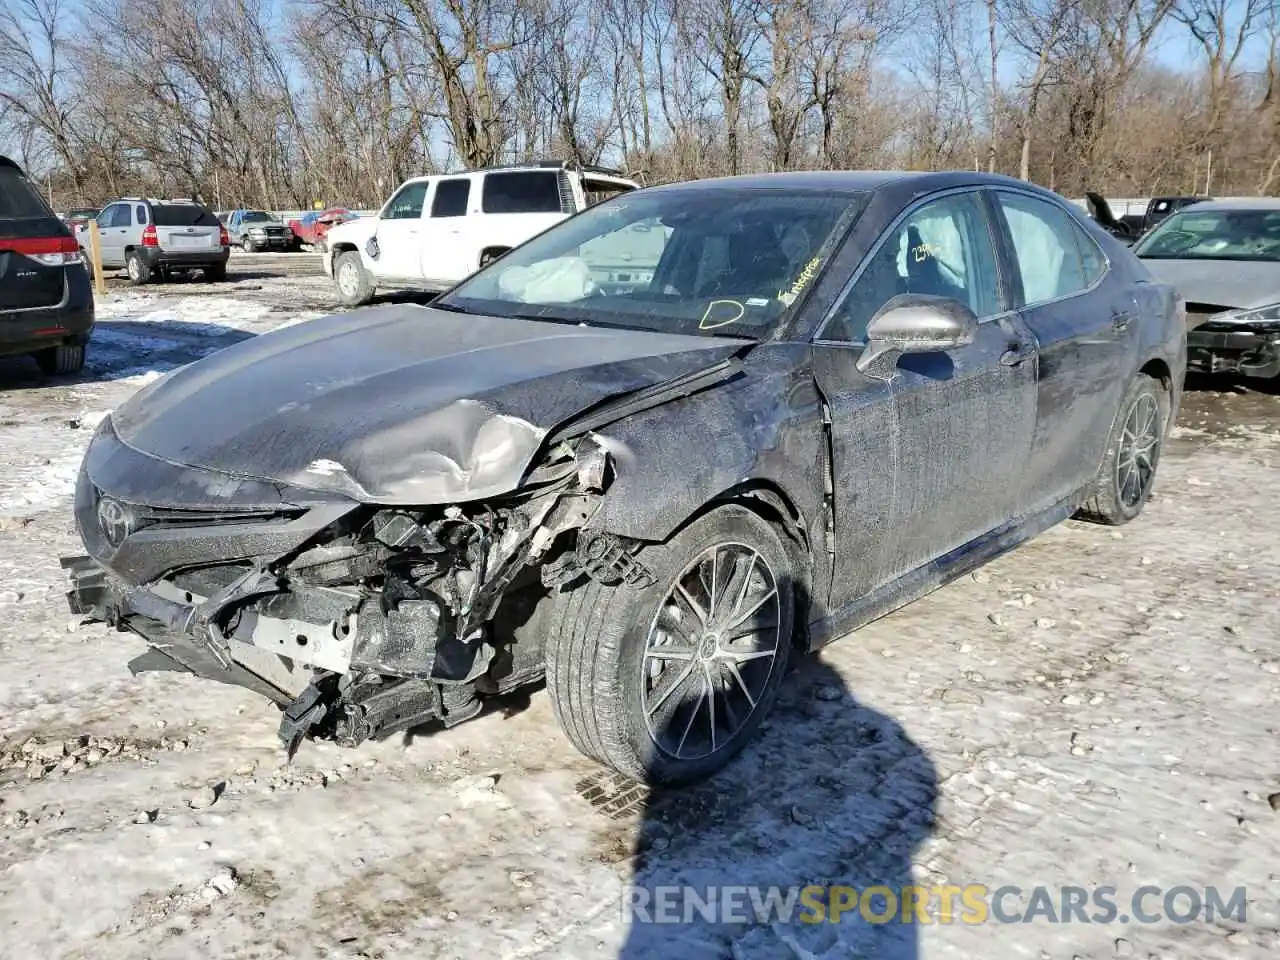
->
[1207,301,1280,331]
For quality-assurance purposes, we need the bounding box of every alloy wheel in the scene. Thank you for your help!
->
[641,542,782,761]
[1116,392,1160,508]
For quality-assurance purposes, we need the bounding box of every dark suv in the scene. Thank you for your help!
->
[0,155,94,374]
[76,197,230,285]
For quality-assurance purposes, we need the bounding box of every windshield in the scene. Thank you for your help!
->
[1134,207,1280,261]
[242,211,271,222]
[438,187,868,338]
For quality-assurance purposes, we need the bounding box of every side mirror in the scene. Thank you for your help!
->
[856,294,978,375]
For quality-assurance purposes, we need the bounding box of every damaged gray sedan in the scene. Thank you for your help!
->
[62,171,1186,785]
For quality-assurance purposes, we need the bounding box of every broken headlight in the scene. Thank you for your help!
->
[1205,302,1280,332]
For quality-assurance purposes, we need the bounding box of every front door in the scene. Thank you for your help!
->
[373,180,430,282]
[811,189,1038,608]
[988,189,1134,509]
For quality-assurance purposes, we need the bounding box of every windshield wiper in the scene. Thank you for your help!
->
[431,301,476,315]
[505,311,592,327]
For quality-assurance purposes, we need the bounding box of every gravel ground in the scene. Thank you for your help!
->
[0,266,1276,960]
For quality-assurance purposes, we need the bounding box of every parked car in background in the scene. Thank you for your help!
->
[62,207,99,233]
[224,209,296,252]
[288,208,358,253]
[75,197,230,284]
[1084,192,1136,242]
[1084,192,1210,244]
[1,155,94,374]
[323,160,638,306]
[1120,195,1209,237]
[63,170,1184,784]
[1134,197,1280,381]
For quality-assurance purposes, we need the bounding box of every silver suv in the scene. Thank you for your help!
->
[76,198,230,285]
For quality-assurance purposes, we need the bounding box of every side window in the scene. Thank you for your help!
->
[1069,218,1107,286]
[135,204,147,225]
[823,192,999,343]
[431,179,470,218]
[102,205,125,227]
[995,192,1090,306]
[384,182,429,220]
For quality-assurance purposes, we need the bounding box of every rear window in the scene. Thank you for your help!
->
[242,211,271,222]
[153,204,219,227]
[0,164,54,219]
[481,171,562,214]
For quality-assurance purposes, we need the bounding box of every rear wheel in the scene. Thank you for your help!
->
[125,251,149,286]
[204,262,227,282]
[1076,374,1168,525]
[544,505,795,785]
[334,250,374,306]
[35,342,86,376]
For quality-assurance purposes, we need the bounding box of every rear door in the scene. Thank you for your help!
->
[153,203,221,254]
[0,160,74,313]
[96,203,130,266]
[421,176,474,284]
[989,188,1133,509]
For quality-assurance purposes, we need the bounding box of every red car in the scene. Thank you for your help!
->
[287,208,358,252]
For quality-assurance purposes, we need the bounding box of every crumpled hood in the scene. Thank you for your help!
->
[1140,258,1280,312]
[109,304,746,504]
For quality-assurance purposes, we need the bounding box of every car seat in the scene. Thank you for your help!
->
[702,224,793,298]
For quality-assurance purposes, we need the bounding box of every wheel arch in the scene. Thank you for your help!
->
[618,479,818,649]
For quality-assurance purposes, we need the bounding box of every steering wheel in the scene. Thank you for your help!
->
[1152,230,1201,255]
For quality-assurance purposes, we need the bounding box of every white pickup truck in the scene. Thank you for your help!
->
[322,161,639,306]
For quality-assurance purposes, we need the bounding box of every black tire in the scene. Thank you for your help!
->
[204,262,227,282]
[544,505,796,785]
[125,250,150,286]
[241,237,254,253]
[1075,374,1168,525]
[35,342,86,376]
[479,247,509,268]
[333,250,374,306]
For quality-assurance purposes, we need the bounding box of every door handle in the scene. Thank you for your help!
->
[1112,312,1133,332]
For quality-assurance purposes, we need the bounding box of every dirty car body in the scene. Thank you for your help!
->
[63,171,1185,784]
[1135,198,1280,381]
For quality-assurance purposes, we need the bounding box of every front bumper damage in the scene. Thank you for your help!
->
[62,432,655,757]
[1187,321,1280,379]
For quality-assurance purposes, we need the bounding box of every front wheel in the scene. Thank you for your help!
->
[334,250,374,306]
[1075,374,1168,525]
[544,505,796,785]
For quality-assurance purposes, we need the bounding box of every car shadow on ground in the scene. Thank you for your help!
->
[0,319,257,392]
[614,577,937,960]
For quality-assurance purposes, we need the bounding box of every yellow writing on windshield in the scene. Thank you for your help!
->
[777,256,822,306]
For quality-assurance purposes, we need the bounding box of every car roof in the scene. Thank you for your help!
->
[639,169,1044,195]
[1172,197,1280,213]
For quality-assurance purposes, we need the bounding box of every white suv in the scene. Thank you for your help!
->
[323,161,638,306]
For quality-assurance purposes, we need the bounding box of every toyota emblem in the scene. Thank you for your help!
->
[96,497,135,547]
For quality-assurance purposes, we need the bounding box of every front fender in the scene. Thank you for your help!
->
[584,343,829,588]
